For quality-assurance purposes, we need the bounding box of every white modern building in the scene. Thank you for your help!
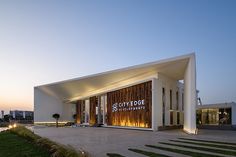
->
[197,102,236,129]
[34,53,197,134]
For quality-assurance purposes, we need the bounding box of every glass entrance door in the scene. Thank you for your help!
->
[82,99,90,124]
[100,95,107,125]
[85,99,90,124]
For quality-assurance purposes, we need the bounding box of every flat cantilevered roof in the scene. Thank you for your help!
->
[197,102,236,109]
[35,53,194,103]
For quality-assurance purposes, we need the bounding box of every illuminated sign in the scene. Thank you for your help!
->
[112,99,145,112]
[107,81,152,128]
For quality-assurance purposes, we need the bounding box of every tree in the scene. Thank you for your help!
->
[4,114,12,122]
[52,113,60,127]
[73,114,77,123]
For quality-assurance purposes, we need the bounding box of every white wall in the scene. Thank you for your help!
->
[34,88,74,123]
[156,73,184,128]
[184,54,197,134]
[155,78,163,128]
[152,78,158,131]
[62,103,76,122]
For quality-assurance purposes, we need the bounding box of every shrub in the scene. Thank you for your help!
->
[10,126,40,142]
[9,126,87,157]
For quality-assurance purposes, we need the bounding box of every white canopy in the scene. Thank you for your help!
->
[36,53,192,103]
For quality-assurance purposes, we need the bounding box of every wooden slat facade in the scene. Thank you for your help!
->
[89,96,97,125]
[76,100,84,124]
[107,81,152,128]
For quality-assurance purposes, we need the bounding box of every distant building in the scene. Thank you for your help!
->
[196,102,236,129]
[1,110,4,119]
[9,110,34,121]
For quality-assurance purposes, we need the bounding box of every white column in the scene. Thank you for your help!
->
[152,78,158,131]
[85,99,90,124]
[184,54,197,134]
[97,96,101,124]
[101,95,106,125]
[156,77,163,129]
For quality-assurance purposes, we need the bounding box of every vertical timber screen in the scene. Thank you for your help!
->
[107,81,152,128]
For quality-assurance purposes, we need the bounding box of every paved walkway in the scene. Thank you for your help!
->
[0,127,8,132]
[34,126,236,157]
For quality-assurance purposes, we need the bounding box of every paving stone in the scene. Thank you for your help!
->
[34,127,236,157]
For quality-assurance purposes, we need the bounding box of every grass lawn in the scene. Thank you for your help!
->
[145,144,222,157]
[129,148,170,157]
[106,153,126,157]
[159,142,236,156]
[170,139,236,150]
[0,131,50,157]
[179,138,236,146]
[105,134,236,157]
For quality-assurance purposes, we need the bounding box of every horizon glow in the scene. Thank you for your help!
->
[0,0,236,113]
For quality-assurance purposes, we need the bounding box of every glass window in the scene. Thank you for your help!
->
[219,108,231,125]
[196,110,202,124]
[199,108,232,125]
[177,112,180,125]
[176,91,179,110]
[162,88,165,126]
[100,94,107,125]
[170,111,173,125]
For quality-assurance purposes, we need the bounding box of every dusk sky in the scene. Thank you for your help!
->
[0,0,236,113]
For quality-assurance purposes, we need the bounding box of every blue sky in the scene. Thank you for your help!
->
[0,0,236,112]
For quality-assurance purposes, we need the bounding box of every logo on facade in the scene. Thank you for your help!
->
[112,103,118,112]
[112,99,145,112]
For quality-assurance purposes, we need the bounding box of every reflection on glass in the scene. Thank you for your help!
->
[197,108,231,125]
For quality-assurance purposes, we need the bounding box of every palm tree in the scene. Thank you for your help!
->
[52,113,60,127]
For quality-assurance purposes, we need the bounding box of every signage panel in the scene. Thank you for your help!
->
[107,81,152,128]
